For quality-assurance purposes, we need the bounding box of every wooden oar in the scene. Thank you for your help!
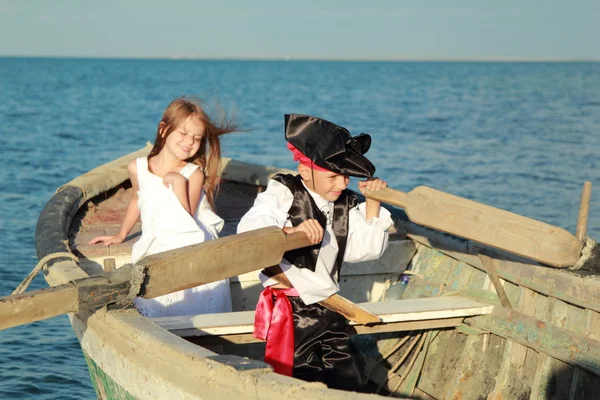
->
[262,266,381,324]
[0,227,313,331]
[364,186,583,268]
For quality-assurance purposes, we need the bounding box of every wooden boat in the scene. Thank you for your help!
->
[34,145,600,399]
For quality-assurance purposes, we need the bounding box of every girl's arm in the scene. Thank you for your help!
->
[186,168,204,214]
[89,160,141,245]
[162,167,204,216]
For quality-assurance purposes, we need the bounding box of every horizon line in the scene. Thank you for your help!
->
[1,54,599,63]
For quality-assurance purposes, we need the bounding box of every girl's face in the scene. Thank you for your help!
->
[162,116,204,160]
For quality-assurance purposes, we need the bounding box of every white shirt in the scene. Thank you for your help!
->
[237,178,393,304]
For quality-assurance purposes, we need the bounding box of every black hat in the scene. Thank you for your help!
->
[284,114,375,178]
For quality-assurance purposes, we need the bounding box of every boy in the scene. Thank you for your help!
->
[237,114,392,391]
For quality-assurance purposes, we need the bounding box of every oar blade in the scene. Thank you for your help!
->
[404,186,582,267]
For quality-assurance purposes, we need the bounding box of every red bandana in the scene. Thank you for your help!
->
[287,142,330,173]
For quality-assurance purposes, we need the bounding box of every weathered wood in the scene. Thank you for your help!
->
[141,229,312,299]
[465,306,600,376]
[0,265,138,330]
[170,318,466,343]
[441,259,504,400]
[487,287,537,399]
[353,296,495,323]
[0,284,78,330]
[364,186,583,267]
[566,303,593,400]
[1,227,313,331]
[151,296,492,337]
[396,331,435,397]
[351,318,463,335]
[408,232,600,313]
[478,254,512,309]
[576,181,592,241]
[262,266,381,324]
[530,298,573,399]
[103,257,116,272]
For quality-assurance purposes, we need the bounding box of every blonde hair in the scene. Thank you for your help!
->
[148,97,239,210]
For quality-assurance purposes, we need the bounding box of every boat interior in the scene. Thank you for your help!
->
[66,160,600,399]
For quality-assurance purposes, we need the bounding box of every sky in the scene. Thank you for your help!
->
[0,0,598,60]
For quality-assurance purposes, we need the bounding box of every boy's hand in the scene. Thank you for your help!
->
[163,172,186,188]
[358,178,387,194]
[359,178,387,220]
[284,219,323,244]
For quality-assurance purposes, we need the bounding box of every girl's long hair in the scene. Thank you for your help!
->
[147,97,239,211]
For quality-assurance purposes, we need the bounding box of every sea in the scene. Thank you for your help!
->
[0,58,599,399]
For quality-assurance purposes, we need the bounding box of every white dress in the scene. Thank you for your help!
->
[131,157,232,317]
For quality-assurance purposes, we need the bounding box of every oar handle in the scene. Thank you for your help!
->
[363,187,408,209]
[0,284,78,331]
[262,266,381,325]
[283,231,315,252]
[0,227,316,331]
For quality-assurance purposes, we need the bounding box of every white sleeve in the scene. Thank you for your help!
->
[237,179,294,233]
[344,202,393,263]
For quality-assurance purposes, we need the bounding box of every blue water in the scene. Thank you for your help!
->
[0,58,599,398]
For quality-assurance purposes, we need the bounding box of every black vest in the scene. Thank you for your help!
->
[272,174,358,279]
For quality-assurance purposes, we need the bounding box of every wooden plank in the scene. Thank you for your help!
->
[488,287,537,399]
[151,296,494,336]
[576,181,592,241]
[542,299,574,399]
[408,231,600,313]
[351,318,464,335]
[529,292,552,400]
[180,318,466,343]
[396,331,436,397]
[441,262,508,400]
[555,303,593,400]
[479,254,513,309]
[387,250,467,399]
[465,304,600,376]
[354,297,494,323]
[364,186,583,267]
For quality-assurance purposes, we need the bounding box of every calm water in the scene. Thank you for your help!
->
[0,58,599,398]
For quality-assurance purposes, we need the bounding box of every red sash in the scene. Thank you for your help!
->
[253,286,299,376]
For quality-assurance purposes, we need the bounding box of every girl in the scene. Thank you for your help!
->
[90,97,238,317]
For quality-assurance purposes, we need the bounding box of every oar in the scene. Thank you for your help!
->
[262,266,381,325]
[0,227,313,331]
[364,186,583,268]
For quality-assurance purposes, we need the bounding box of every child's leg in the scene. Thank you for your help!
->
[319,310,365,392]
[289,297,326,383]
[289,297,365,391]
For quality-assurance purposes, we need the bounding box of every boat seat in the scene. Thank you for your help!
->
[150,295,495,340]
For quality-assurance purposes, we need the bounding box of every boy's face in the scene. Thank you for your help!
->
[298,164,350,201]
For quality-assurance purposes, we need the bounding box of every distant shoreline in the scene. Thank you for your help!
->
[1,55,599,63]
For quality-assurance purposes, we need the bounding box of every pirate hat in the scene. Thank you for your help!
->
[284,114,375,178]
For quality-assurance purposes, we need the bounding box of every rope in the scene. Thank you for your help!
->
[570,237,597,271]
[12,252,79,295]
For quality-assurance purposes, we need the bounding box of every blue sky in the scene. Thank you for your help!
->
[0,0,598,60]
